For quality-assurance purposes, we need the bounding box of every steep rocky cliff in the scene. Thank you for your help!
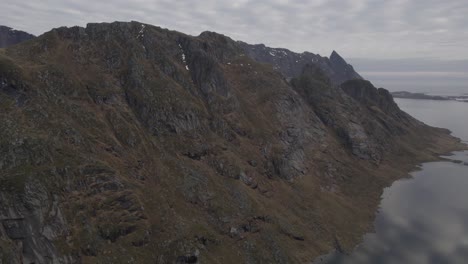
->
[0,21,463,263]
[0,26,35,48]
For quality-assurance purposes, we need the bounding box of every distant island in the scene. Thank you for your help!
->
[392,91,468,102]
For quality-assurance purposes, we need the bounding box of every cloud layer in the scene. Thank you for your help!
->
[1,0,467,59]
[346,57,468,93]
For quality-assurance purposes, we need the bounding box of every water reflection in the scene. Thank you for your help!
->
[314,99,468,264]
[396,99,468,141]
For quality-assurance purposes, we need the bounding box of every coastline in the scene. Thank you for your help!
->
[310,127,468,263]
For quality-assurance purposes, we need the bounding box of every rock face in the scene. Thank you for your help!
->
[0,26,35,48]
[291,66,417,161]
[0,21,463,263]
[238,42,362,85]
[329,51,363,85]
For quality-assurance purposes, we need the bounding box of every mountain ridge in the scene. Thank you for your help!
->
[0,25,35,48]
[0,24,361,86]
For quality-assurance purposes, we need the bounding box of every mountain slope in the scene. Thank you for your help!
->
[0,21,463,264]
[0,26,35,48]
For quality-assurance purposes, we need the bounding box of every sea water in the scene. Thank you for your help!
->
[314,98,468,264]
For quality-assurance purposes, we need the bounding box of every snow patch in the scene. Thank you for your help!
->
[139,24,145,33]
[137,24,145,39]
[178,43,189,71]
[269,49,287,57]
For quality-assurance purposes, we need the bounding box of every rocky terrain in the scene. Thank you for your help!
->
[0,21,464,263]
[0,26,35,48]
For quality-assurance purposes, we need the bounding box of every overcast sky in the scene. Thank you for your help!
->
[1,0,467,60]
[2,0,467,93]
[347,57,468,94]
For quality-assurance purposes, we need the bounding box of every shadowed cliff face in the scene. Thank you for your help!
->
[291,65,418,162]
[0,21,462,263]
[0,26,35,48]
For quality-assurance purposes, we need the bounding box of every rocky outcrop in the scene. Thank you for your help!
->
[291,65,404,161]
[0,21,463,263]
[329,51,362,85]
[0,180,73,264]
[341,79,400,113]
[0,26,35,48]
[238,42,362,85]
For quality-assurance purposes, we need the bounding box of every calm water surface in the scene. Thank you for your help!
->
[315,98,468,264]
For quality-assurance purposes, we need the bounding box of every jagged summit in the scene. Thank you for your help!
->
[0,25,35,48]
[330,50,340,57]
[329,50,362,83]
[330,50,345,63]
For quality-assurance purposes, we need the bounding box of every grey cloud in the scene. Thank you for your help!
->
[347,58,468,93]
[0,0,467,60]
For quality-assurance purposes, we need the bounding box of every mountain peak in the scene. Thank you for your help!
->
[330,50,346,64]
[0,25,35,48]
[328,49,362,83]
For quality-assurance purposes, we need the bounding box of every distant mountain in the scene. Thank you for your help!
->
[238,42,362,85]
[392,91,468,102]
[392,91,449,100]
[0,25,35,48]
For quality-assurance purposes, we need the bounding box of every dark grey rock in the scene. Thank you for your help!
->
[0,26,35,48]
[176,255,198,264]
[248,160,258,167]
[0,180,73,264]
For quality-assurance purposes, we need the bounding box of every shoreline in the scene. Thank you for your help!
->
[311,129,468,263]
